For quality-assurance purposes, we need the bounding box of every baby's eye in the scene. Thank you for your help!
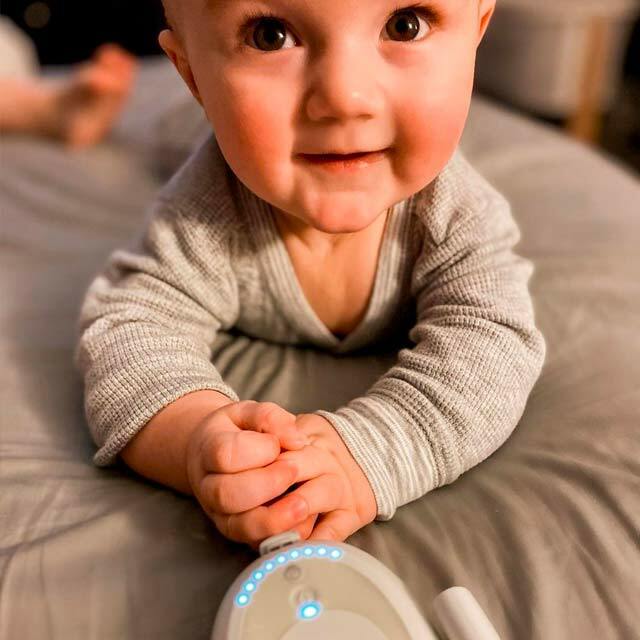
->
[245,16,297,52]
[383,8,432,42]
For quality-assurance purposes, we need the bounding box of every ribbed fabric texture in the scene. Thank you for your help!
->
[74,134,546,521]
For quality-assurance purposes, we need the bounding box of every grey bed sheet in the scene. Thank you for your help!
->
[1,58,639,639]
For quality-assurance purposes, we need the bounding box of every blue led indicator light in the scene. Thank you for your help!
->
[330,549,342,559]
[253,571,264,581]
[277,554,287,564]
[317,546,327,556]
[265,562,275,572]
[303,547,314,556]
[244,581,256,592]
[298,600,322,620]
[289,550,300,559]
[235,593,250,607]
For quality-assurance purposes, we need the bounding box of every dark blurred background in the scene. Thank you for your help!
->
[1,0,639,171]
[0,0,166,63]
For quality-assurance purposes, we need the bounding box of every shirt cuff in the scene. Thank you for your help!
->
[313,394,438,521]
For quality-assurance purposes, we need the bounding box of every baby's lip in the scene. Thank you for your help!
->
[297,148,389,160]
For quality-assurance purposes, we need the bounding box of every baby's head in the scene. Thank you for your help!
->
[159,0,496,235]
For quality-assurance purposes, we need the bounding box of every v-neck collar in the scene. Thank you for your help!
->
[236,180,414,352]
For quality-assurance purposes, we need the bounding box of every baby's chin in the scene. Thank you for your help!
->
[274,196,393,235]
[234,163,405,233]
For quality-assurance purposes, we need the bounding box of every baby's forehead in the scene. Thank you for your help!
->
[199,0,470,15]
[169,0,473,34]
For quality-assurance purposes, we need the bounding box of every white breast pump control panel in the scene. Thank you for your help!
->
[212,530,502,640]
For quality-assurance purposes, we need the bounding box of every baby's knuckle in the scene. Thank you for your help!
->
[324,473,344,499]
[278,453,297,474]
[225,514,247,544]
[211,435,236,471]
[211,512,230,539]
[212,512,248,546]
[210,477,234,513]
[263,516,285,539]
[226,514,252,545]
[255,402,281,427]
[323,523,340,541]
[277,454,297,482]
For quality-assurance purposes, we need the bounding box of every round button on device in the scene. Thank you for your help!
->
[289,586,318,608]
[297,588,318,605]
[284,565,302,582]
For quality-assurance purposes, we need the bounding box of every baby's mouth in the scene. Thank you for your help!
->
[301,150,373,162]
[296,148,389,170]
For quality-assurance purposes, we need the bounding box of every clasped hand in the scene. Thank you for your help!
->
[185,401,377,551]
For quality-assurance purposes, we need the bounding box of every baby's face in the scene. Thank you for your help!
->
[162,0,495,236]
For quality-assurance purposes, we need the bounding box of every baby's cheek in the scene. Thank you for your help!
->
[395,98,469,188]
[204,76,292,190]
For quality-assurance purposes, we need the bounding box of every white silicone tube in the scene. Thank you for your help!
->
[431,587,502,640]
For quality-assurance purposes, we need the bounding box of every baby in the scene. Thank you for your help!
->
[75,0,546,551]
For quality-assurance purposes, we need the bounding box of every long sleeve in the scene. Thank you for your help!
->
[314,155,547,521]
[73,143,241,467]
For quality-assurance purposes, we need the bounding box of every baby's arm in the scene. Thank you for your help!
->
[119,389,234,494]
[74,160,243,488]
[314,177,547,521]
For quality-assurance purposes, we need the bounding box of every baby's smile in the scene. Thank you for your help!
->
[295,148,391,173]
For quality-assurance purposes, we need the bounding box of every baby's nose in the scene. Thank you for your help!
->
[304,44,384,122]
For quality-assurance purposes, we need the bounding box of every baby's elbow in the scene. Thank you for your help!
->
[522,324,547,384]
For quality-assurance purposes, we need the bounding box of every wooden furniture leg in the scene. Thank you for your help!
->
[566,15,612,145]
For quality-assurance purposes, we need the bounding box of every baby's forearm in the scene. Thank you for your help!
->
[119,389,235,495]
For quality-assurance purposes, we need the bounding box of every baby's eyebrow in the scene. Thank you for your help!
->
[204,0,272,14]
[205,0,248,8]
[202,0,227,10]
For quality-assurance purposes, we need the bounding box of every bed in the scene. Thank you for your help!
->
[1,57,639,639]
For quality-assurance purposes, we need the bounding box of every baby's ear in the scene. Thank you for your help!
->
[475,0,496,48]
[158,28,203,106]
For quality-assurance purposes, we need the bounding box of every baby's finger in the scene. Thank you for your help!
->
[212,489,311,545]
[226,474,343,546]
[307,510,359,543]
[277,443,336,483]
[201,429,281,474]
[274,473,345,521]
[233,401,310,451]
[248,513,318,552]
[200,457,297,513]
[291,512,319,542]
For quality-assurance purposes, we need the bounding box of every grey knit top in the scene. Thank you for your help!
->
[74,134,546,521]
